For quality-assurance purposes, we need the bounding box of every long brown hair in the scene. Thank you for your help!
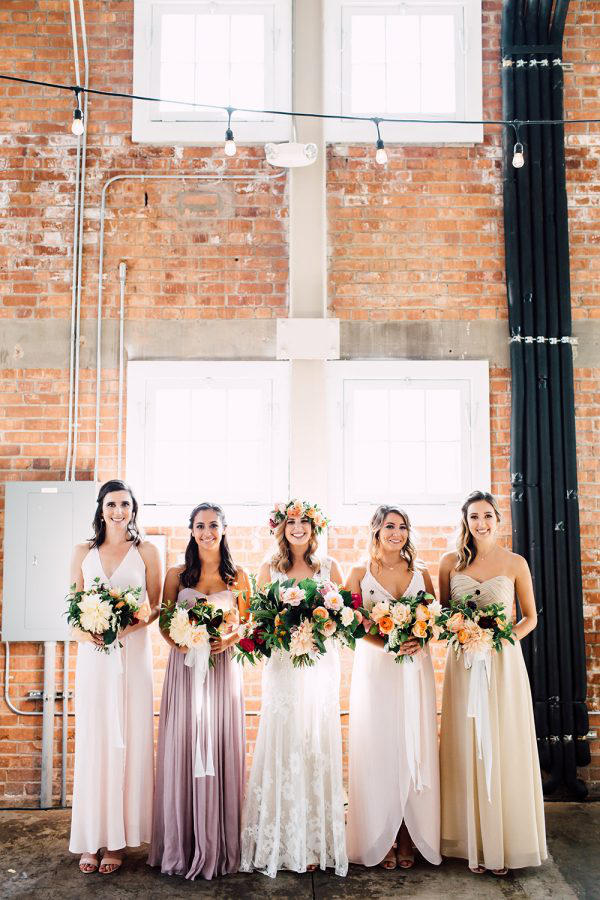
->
[456,490,501,571]
[270,518,320,574]
[90,479,142,548]
[180,502,237,588]
[368,505,416,573]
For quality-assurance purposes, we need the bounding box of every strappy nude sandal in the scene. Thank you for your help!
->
[78,852,98,874]
[99,851,124,874]
[396,847,414,869]
[469,865,486,874]
[380,847,397,870]
[491,867,508,876]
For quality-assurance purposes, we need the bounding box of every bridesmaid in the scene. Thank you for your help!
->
[346,506,441,870]
[69,479,162,875]
[439,490,547,874]
[240,500,348,877]
[149,502,250,881]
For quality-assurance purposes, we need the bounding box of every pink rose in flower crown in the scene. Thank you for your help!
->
[287,501,304,519]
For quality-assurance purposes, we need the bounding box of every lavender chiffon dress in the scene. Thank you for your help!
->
[148,588,245,880]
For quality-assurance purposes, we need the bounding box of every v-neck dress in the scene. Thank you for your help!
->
[440,574,547,870]
[148,587,246,881]
[346,565,441,866]
[69,544,154,854]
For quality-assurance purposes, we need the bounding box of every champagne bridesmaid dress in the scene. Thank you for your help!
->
[346,566,441,866]
[69,545,154,854]
[440,574,547,870]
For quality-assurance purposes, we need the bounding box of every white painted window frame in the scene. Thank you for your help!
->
[326,360,490,526]
[323,0,483,144]
[126,360,290,525]
[132,0,292,144]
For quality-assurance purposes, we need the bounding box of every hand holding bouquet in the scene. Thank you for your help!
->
[369,591,447,663]
[442,591,514,659]
[66,577,149,652]
[160,597,239,663]
[234,577,369,667]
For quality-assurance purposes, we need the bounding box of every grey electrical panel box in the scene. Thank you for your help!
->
[2,481,98,642]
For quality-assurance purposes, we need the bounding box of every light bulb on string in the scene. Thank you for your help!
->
[71,89,84,136]
[224,107,236,157]
[512,141,525,168]
[373,118,387,165]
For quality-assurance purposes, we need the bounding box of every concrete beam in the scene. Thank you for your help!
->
[1,319,598,369]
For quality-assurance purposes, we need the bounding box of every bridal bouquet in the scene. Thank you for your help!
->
[66,576,150,652]
[160,596,239,660]
[369,591,447,663]
[442,591,514,658]
[234,577,369,667]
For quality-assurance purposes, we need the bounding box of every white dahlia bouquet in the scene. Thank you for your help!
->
[66,576,150,652]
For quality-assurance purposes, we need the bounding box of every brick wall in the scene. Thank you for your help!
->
[0,0,598,804]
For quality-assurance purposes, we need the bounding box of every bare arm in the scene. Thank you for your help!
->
[69,544,103,646]
[329,558,344,587]
[120,541,162,637]
[438,552,457,607]
[211,567,251,656]
[513,555,538,641]
[422,566,436,599]
[257,560,272,590]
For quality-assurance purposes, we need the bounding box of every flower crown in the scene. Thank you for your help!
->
[269,500,330,535]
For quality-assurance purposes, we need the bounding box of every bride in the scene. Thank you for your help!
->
[239,500,348,878]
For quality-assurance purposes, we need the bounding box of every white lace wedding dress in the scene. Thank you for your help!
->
[239,559,348,877]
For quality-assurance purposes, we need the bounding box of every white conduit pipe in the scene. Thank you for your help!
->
[94,169,286,482]
[70,0,90,481]
[117,261,126,478]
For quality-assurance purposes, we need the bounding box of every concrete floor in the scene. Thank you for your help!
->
[0,803,598,899]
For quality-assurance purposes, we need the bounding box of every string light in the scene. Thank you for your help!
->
[71,88,84,136]
[224,107,236,157]
[373,118,388,165]
[512,141,525,168]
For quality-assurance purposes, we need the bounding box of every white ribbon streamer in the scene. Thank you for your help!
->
[185,642,214,778]
[465,650,492,802]
[403,651,427,792]
[107,641,125,750]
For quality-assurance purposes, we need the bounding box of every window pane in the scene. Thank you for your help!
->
[427,441,461,494]
[196,61,229,108]
[389,441,427,495]
[160,62,195,111]
[228,388,264,441]
[231,62,265,109]
[426,389,462,441]
[196,14,229,62]
[351,441,389,497]
[155,388,190,437]
[190,440,229,488]
[351,388,389,440]
[227,441,263,497]
[161,14,195,63]
[351,64,386,113]
[190,389,226,439]
[389,389,425,441]
[154,440,191,495]
[231,15,264,63]
[421,16,456,113]
[351,15,385,64]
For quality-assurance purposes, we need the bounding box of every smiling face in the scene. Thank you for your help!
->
[192,507,224,554]
[102,490,133,531]
[466,499,499,542]
[378,511,409,553]
[284,515,312,549]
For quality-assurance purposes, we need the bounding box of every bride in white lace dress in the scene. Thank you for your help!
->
[240,501,348,878]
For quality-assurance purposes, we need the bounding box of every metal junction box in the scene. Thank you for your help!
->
[2,481,97,642]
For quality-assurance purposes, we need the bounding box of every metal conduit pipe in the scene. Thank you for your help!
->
[117,262,126,478]
[93,170,286,481]
[61,641,70,807]
[69,0,90,481]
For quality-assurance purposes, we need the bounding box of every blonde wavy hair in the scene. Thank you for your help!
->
[456,490,501,571]
[270,518,320,574]
[369,505,416,573]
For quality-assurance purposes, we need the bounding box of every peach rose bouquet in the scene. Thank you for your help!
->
[66,576,148,653]
[369,591,448,663]
[441,591,514,660]
[234,576,369,667]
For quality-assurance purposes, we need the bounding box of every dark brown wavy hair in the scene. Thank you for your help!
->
[180,502,237,588]
[90,479,142,548]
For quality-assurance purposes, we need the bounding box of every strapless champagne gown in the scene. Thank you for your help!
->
[440,574,547,870]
